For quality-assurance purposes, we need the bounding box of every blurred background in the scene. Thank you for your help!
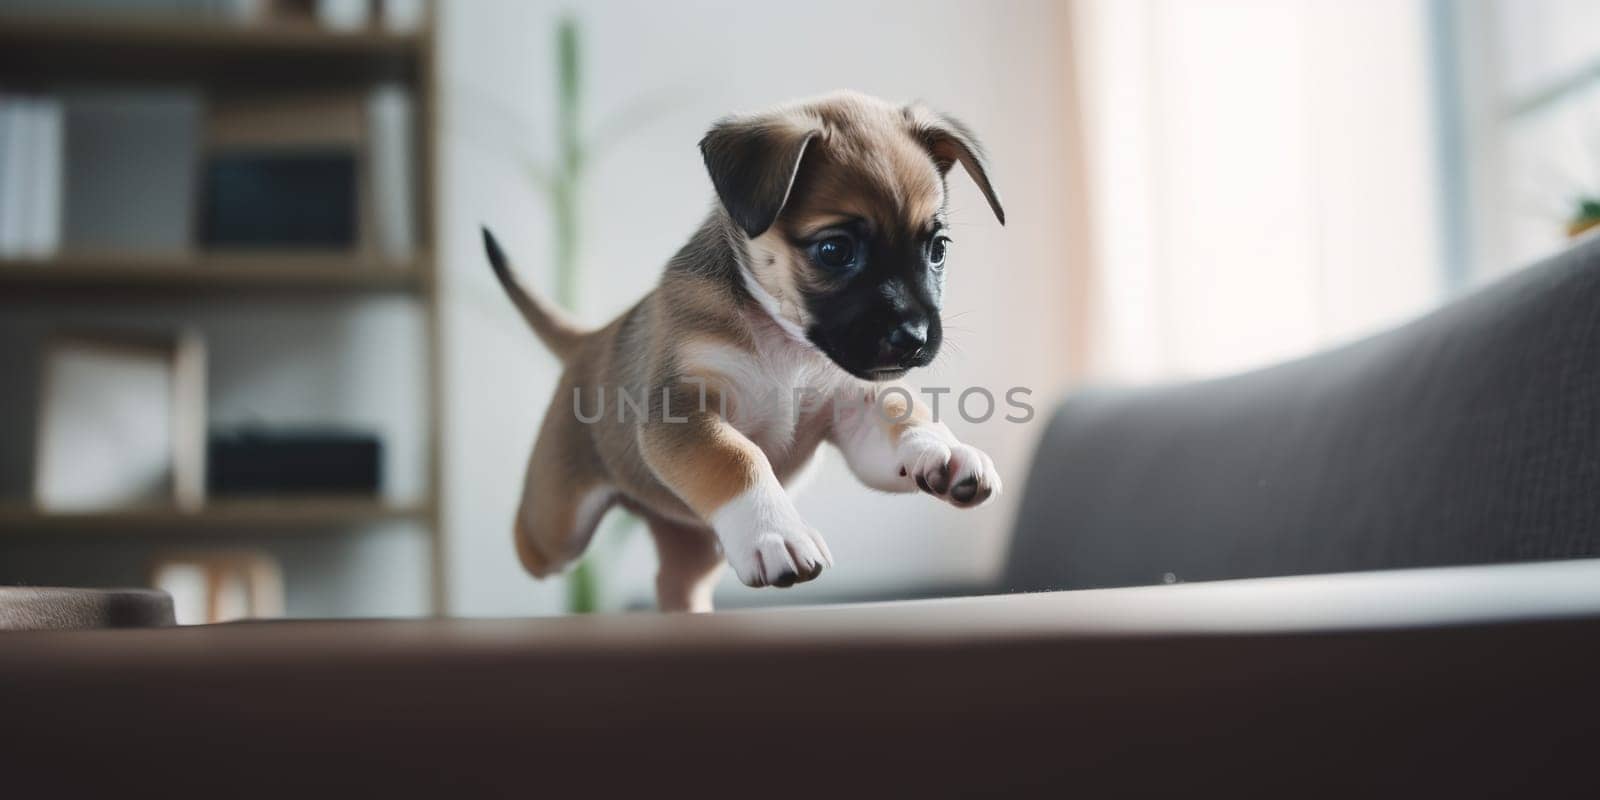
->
[0,0,1596,620]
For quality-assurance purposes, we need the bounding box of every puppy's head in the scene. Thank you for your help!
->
[700,91,1004,381]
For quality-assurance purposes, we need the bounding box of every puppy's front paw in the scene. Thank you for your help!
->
[899,432,1002,508]
[712,490,834,588]
[729,527,832,588]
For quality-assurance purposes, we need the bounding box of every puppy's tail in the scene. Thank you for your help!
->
[482,226,587,362]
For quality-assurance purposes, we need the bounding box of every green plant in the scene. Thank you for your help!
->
[1575,197,1600,223]
[1570,196,1600,238]
[548,17,582,311]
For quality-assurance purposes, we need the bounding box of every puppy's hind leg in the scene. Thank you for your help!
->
[513,411,614,578]
[514,476,614,578]
[646,517,724,613]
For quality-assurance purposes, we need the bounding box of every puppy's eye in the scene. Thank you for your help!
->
[928,236,950,269]
[811,235,858,272]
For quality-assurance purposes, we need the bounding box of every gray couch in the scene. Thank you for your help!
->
[1007,232,1600,592]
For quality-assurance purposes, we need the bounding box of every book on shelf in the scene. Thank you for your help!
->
[63,89,200,254]
[34,329,207,512]
[208,426,382,496]
[0,85,417,268]
[382,0,426,31]
[200,87,416,261]
[315,0,369,30]
[203,90,364,250]
[368,83,416,261]
[0,93,63,259]
[4,88,201,259]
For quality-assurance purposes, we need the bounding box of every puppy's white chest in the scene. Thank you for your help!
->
[680,336,841,459]
[729,351,822,451]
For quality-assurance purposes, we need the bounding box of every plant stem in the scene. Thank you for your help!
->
[553,14,582,310]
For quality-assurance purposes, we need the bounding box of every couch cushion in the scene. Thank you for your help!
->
[1007,233,1600,592]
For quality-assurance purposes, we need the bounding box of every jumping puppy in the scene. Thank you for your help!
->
[484,90,1005,612]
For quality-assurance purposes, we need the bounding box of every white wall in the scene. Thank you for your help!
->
[438,0,1083,614]
[1076,0,1443,381]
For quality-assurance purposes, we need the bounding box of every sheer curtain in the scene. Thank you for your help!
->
[1071,0,1445,382]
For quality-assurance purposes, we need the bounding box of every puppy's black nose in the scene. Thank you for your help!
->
[881,320,929,366]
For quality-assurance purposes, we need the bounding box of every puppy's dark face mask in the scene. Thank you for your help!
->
[781,190,950,380]
[700,92,1004,381]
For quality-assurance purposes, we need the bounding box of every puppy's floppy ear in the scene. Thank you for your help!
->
[906,105,1005,225]
[700,113,822,238]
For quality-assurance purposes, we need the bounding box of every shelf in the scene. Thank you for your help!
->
[0,9,448,612]
[0,253,427,297]
[0,13,426,85]
[0,498,431,534]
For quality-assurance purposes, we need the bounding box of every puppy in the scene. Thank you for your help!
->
[483,90,1006,612]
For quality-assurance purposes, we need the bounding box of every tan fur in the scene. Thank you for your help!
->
[874,384,933,447]
[640,394,762,518]
[490,91,1003,611]
[646,517,725,613]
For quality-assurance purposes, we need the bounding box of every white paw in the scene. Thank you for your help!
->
[897,431,1002,508]
[711,486,834,588]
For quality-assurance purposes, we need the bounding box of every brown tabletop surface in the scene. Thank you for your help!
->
[5,559,1599,797]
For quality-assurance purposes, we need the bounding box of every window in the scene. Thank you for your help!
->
[1438,0,1600,284]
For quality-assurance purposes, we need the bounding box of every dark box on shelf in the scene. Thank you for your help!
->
[208,428,381,496]
[200,150,358,248]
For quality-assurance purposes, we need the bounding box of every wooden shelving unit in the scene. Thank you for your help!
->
[0,14,424,84]
[0,499,432,534]
[0,253,427,295]
[0,7,449,614]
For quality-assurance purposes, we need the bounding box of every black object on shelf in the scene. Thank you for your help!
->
[208,428,381,496]
[200,150,357,248]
